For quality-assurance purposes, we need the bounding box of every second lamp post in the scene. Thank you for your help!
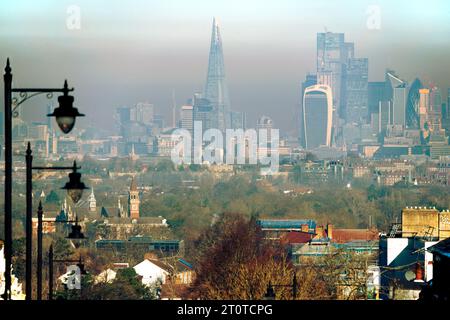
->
[25,142,88,300]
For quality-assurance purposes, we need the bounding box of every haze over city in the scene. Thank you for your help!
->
[3,0,450,307]
[1,0,449,134]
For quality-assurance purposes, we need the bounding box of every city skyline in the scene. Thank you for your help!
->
[2,1,450,304]
[1,0,450,135]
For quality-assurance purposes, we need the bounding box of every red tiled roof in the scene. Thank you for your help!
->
[331,229,379,243]
[281,231,314,244]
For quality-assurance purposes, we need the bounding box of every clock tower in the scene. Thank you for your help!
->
[128,176,140,219]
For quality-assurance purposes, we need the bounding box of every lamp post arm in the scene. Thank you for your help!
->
[10,84,74,116]
[12,87,74,93]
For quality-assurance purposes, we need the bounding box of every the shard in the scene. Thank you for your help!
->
[204,17,231,132]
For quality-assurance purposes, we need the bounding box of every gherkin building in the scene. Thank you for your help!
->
[406,78,422,129]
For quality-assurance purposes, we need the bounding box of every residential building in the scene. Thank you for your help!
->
[421,237,450,301]
[0,241,26,300]
[379,206,450,299]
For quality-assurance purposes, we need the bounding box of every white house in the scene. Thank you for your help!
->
[0,243,26,300]
[133,259,169,286]
[94,268,117,284]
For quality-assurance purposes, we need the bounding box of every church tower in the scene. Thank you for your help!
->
[88,187,96,212]
[128,177,140,219]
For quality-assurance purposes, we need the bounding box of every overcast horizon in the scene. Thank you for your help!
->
[1,0,450,136]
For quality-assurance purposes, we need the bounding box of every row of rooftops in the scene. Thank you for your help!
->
[257,219,316,230]
[257,219,380,244]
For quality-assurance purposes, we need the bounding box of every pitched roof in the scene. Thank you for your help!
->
[176,259,193,271]
[331,229,379,243]
[281,231,314,244]
[257,219,316,230]
[427,237,450,258]
[100,207,109,218]
[147,259,172,272]
[136,258,193,274]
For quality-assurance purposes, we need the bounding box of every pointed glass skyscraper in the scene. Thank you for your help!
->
[204,17,231,132]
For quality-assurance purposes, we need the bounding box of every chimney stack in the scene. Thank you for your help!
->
[315,225,324,238]
[327,224,333,239]
[414,263,424,282]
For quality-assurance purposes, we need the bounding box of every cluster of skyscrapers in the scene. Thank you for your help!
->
[114,18,246,158]
[4,24,449,162]
[300,31,450,160]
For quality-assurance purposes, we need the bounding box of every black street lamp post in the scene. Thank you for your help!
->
[37,201,43,301]
[25,142,87,300]
[40,218,85,300]
[264,273,298,300]
[3,58,83,300]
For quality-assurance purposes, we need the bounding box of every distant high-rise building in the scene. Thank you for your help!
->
[115,103,157,153]
[343,58,368,123]
[257,115,273,142]
[429,87,442,132]
[230,110,246,130]
[204,17,231,132]
[368,82,385,116]
[116,106,131,130]
[384,70,405,102]
[299,74,317,147]
[152,115,164,130]
[193,97,215,133]
[303,85,333,149]
[180,105,194,134]
[257,116,273,130]
[132,102,154,125]
[406,78,423,129]
[379,101,392,134]
[317,32,347,117]
[447,88,450,119]
[392,84,407,127]
[419,88,430,130]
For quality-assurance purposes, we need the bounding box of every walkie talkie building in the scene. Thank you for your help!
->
[303,85,333,149]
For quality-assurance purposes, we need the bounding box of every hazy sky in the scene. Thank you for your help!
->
[1,0,450,135]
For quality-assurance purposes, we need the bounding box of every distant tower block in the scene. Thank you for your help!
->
[128,177,140,219]
[88,187,96,212]
[205,17,232,132]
